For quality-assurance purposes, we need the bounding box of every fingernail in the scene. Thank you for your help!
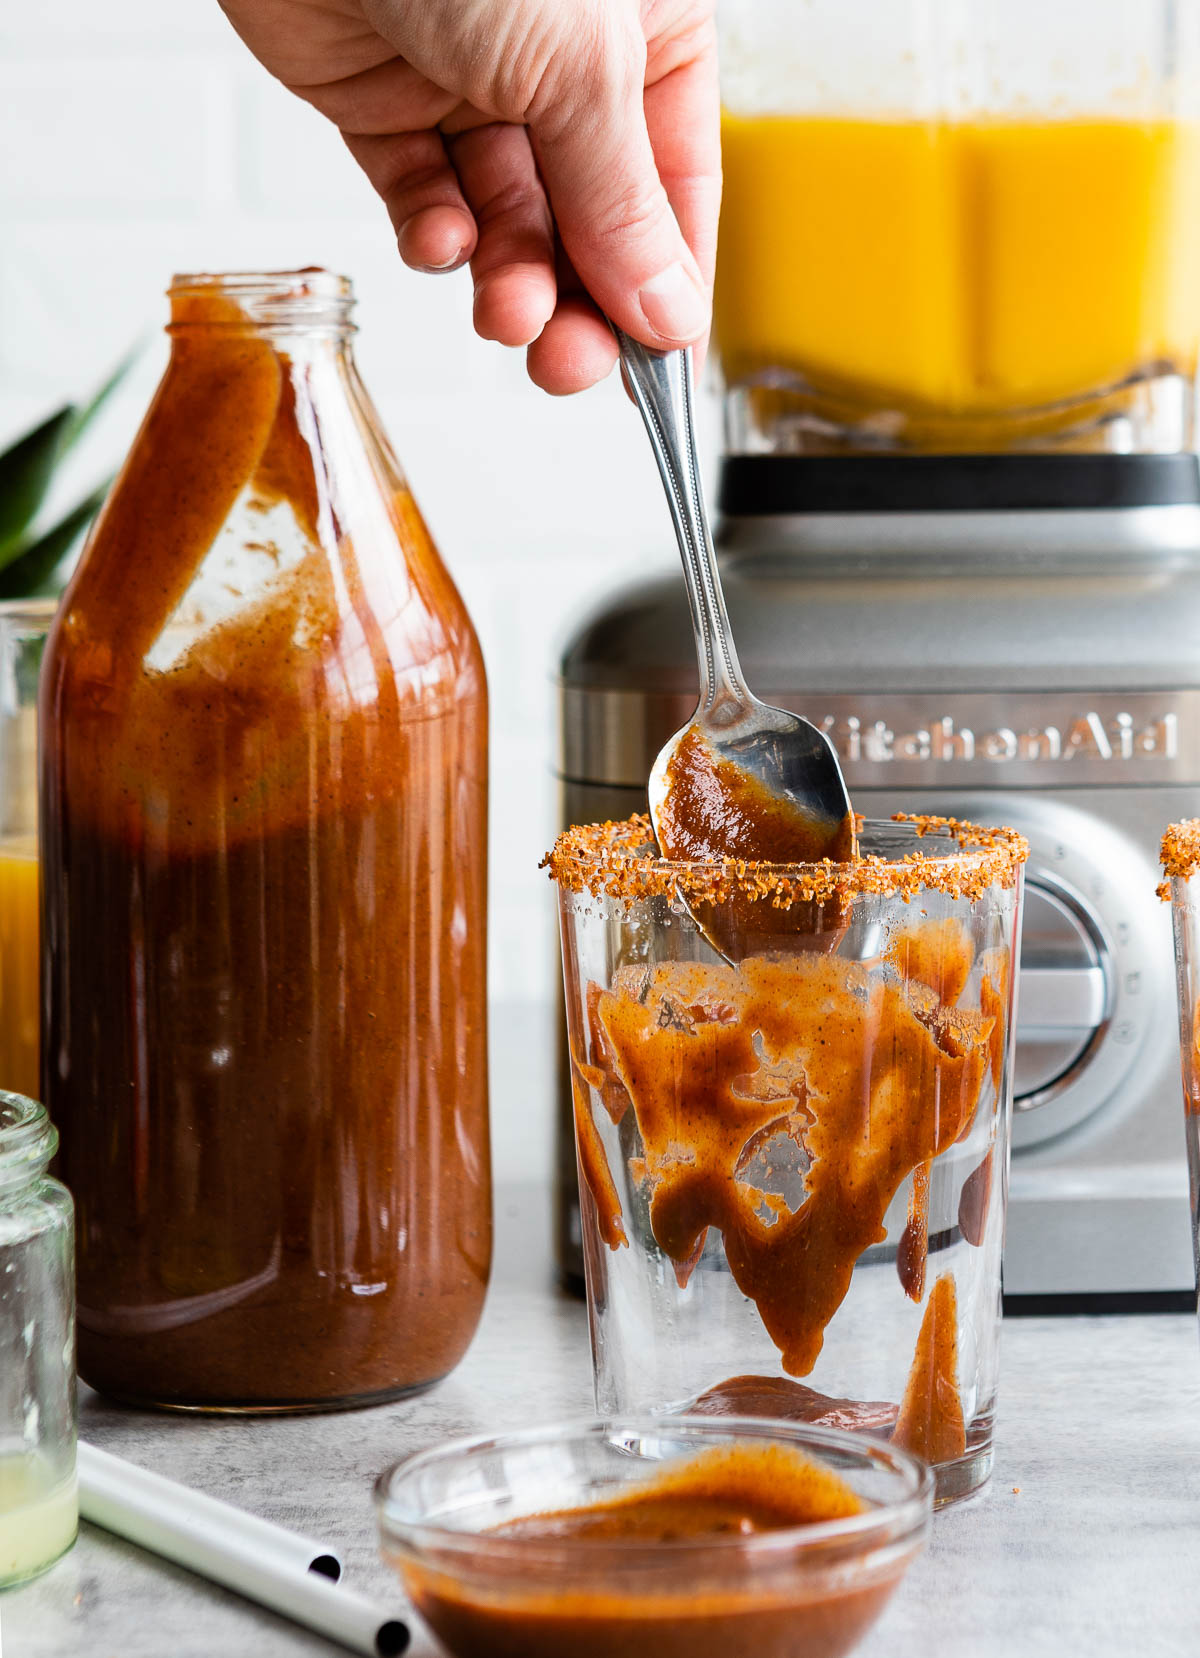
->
[638,262,709,342]
[423,247,470,272]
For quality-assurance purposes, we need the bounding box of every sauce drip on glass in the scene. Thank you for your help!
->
[578,949,990,1378]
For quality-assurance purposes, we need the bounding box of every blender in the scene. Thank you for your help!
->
[555,0,1200,1302]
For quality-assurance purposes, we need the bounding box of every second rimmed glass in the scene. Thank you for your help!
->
[547,815,1026,1504]
[1159,820,1200,1321]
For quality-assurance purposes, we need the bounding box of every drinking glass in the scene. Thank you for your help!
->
[1160,820,1200,1315]
[0,600,55,1102]
[549,814,1026,1503]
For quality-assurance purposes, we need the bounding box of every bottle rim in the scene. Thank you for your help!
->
[0,1094,57,1190]
[167,269,356,333]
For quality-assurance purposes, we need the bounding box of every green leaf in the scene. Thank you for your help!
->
[0,478,112,600]
[0,342,140,563]
[0,407,76,558]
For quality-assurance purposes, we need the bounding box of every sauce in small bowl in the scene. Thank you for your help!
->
[375,1416,932,1658]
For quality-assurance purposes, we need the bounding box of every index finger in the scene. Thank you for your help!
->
[643,43,722,371]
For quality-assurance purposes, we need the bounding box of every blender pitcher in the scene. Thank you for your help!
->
[716,0,1200,454]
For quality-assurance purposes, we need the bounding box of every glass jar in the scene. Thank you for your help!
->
[40,271,491,1411]
[0,1094,76,1586]
[0,601,55,1102]
[548,815,1026,1504]
[716,0,1200,455]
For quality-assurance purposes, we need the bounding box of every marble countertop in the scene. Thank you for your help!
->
[6,1184,1200,1658]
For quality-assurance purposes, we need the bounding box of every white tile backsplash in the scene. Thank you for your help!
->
[238,74,383,219]
[0,60,218,212]
[0,0,241,46]
[1,0,719,1182]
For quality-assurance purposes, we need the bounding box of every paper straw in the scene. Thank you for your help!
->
[78,1442,409,1657]
[78,1440,342,1579]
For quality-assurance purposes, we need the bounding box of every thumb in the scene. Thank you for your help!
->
[529,51,710,348]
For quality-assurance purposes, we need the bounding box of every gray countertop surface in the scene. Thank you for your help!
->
[5,1184,1200,1658]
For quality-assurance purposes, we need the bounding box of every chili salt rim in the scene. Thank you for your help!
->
[1158,818,1200,898]
[542,812,1028,908]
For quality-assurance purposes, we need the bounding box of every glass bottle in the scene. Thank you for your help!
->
[0,1094,76,1585]
[40,271,491,1411]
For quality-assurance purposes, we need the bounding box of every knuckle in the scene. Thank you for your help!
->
[592,181,673,249]
[475,173,545,228]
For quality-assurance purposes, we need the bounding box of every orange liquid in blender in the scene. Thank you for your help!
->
[0,838,39,1100]
[716,115,1200,430]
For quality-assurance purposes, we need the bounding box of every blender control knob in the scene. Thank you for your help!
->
[1013,875,1111,1108]
[934,795,1174,1151]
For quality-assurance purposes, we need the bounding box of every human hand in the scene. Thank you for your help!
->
[220,0,719,393]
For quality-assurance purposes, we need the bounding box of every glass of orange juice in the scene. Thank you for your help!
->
[0,600,55,1100]
[716,0,1200,454]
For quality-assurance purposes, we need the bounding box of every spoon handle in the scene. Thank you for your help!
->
[614,329,750,722]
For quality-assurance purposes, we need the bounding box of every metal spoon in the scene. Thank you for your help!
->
[614,328,856,877]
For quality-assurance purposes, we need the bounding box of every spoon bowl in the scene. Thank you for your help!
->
[648,704,856,870]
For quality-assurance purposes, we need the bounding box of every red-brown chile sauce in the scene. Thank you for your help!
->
[396,1442,909,1658]
[40,280,491,1408]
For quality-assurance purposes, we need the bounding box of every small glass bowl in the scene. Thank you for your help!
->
[375,1416,932,1658]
